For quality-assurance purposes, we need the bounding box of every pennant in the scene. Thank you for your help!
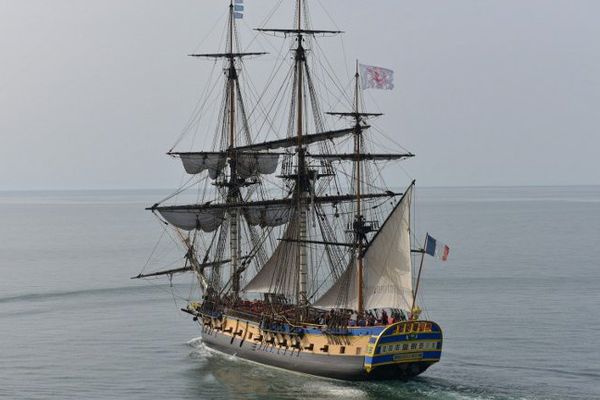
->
[359,64,394,90]
[425,233,450,261]
[234,0,244,19]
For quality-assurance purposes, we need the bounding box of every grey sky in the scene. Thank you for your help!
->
[1,0,598,190]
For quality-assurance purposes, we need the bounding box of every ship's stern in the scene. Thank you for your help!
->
[363,320,442,379]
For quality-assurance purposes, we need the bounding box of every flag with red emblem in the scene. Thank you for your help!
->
[359,64,394,90]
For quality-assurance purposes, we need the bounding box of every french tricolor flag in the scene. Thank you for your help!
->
[424,233,450,261]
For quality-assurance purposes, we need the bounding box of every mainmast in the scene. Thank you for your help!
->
[295,0,309,308]
[226,0,242,298]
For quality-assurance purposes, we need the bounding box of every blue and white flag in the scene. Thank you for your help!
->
[234,0,244,19]
[424,233,450,261]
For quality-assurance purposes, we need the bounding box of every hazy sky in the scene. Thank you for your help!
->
[1,0,599,190]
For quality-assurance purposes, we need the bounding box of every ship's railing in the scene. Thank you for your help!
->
[221,308,262,322]
[189,300,396,337]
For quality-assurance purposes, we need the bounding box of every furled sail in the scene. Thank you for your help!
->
[243,215,299,296]
[178,152,227,179]
[237,153,280,178]
[157,208,225,232]
[308,153,414,161]
[153,192,399,231]
[234,127,360,151]
[313,183,414,311]
[243,204,291,227]
[171,152,281,179]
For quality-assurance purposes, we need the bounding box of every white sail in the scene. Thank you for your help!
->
[362,184,413,310]
[176,152,279,179]
[312,258,358,309]
[237,153,280,178]
[157,208,225,232]
[244,204,292,227]
[178,153,227,179]
[313,185,414,311]
[243,216,299,296]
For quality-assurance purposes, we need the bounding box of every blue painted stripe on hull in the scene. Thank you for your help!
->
[365,350,442,365]
[303,326,385,336]
[376,332,442,343]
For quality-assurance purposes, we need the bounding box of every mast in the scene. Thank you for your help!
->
[295,0,308,308]
[324,62,398,314]
[226,0,241,298]
[353,61,365,315]
[247,2,345,311]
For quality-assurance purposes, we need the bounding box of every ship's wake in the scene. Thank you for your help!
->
[184,336,537,400]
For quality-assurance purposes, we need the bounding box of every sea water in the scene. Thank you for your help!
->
[1,186,598,400]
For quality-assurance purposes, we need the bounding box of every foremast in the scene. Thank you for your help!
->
[186,1,269,300]
[140,1,268,298]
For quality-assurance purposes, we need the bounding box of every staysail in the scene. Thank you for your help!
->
[313,183,414,311]
[243,214,299,297]
[312,258,358,309]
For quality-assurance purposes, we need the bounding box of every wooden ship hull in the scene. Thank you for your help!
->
[188,307,442,381]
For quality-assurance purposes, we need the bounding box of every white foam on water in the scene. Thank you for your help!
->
[186,336,217,362]
[186,336,204,348]
[301,381,368,399]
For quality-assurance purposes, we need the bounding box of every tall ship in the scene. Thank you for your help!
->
[136,0,446,380]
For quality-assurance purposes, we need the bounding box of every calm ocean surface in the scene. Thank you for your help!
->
[1,186,599,400]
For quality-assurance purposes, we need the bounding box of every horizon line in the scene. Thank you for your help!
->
[1,183,600,193]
